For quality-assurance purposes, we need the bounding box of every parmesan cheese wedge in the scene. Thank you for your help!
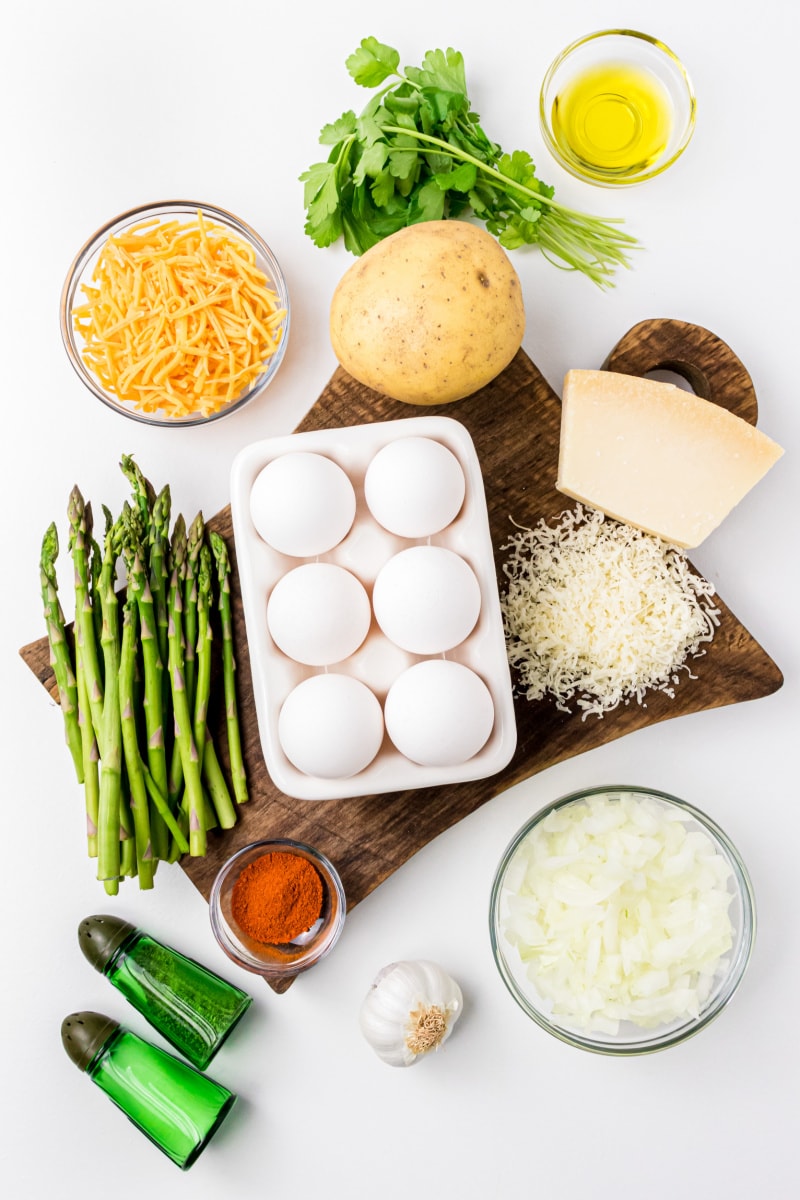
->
[556,369,784,547]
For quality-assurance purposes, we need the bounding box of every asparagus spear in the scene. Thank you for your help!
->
[140,761,189,853]
[166,513,186,806]
[88,506,107,688]
[68,488,105,752]
[96,519,124,893]
[210,531,249,806]
[64,497,102,857]
[167,517,206,856]
[195,544,237,829]
[124,540,170,859]
[183,512,205,712]
[40,524,84,782]
[118,785,136,879]
[149,485,171,689]
[120,453,155,531]
[145,487,175,858]
[202,738,236,827]
[192,541,213,749]
[76,636,100,856]
[118,502,169,862]
[118,597,155,889]
[167,784,218,863]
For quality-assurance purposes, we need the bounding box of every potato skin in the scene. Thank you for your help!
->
[329,221,525,405]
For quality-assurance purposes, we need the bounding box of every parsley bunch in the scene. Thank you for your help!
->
[300,38,639,287]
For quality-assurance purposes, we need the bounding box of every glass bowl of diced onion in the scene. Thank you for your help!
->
[489,785,755,1055]
[60,200,291,427]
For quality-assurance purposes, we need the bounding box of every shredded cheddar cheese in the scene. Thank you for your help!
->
[500,504,721,718]
[72,211,287,418]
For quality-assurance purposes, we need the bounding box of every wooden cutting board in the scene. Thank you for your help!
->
[20,318,783,992]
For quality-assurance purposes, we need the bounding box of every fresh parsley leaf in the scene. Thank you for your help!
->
[407,47,466,94]
[299,161,339,210]
[389,109,421,133]
[388,146,420,182]
[371,170,397,208]
[346,38,400,88]
[342,183,409,255]
[419,87,466,128]
[341,208,378,256]
[433,162,477,193]
[384,90,422,119]
[492,211,542,251]
[409,179,446,223]
[303,196,343,248]
[318,112,357,146]
[357,111,390,147]
[499,150,555,200]
[353,141,390,186]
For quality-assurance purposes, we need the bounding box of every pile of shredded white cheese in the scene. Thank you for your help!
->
[501,792,735,1034]
[500,504,720,718]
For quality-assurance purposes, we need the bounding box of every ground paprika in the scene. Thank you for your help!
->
[230,851,324,945]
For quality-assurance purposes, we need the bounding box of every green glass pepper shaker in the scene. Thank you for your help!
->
[78,915,252,1069]
[61,1011,236,1169]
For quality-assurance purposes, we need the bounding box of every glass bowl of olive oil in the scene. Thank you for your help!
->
[540,30,696,186]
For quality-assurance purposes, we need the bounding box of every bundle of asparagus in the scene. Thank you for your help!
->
[40,455,248,894]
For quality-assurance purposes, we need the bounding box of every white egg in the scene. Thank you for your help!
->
[384,660,495,766]
[267,563,371,666]
[278,674,384,779]
[373,545,481,654]
[364,436,466,538]
[250,452,356,557]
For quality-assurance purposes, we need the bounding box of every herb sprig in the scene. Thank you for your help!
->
[300,38,639,287]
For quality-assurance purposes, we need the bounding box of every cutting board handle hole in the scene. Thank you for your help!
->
[644,368,697,394]
[602,319,759,425]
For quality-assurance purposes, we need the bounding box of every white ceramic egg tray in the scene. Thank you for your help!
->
[230,415,517,800]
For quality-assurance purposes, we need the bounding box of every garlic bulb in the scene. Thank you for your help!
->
[359,960,463,1067]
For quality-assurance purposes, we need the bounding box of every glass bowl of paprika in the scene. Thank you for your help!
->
[209,838,347,979]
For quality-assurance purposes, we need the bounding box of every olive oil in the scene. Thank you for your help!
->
[551,61,673,179]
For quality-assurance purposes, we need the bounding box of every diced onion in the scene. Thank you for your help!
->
[501,792,735,1034]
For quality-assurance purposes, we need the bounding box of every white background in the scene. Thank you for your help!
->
[2,2,798,1197]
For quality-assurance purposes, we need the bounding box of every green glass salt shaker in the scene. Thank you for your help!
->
[61,1011,235,1169]
[79,915,252,1069]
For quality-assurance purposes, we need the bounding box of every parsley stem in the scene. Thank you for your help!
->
[381,124,634,237]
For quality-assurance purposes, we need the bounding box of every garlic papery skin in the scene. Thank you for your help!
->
[359,960,464,1067]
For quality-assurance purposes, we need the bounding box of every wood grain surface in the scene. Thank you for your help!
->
[19,319,783,992]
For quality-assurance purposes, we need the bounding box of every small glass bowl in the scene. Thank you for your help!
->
[489,786,755,1055]
[60,200,291,427]
[539,30,696,186]
[209,839,346,979]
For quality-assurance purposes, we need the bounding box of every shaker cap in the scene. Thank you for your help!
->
[61,1011,120,1071]
[78,914,137,973]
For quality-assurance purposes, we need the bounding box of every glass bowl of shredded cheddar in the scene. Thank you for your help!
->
[60,201,290,425]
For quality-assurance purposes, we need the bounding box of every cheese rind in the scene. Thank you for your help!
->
[556,369,784,548]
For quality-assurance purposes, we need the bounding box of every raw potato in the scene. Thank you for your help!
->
[329,221,525,405]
